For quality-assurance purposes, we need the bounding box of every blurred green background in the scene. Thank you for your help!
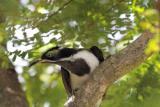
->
[0,0,159,107]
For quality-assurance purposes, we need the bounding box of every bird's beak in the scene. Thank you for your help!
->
[29,59,42,67]
[29,59,66,67]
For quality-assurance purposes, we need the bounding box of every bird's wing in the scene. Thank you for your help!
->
[61,67,73,97]
[90,46,104,62]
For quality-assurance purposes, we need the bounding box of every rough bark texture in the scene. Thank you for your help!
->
[0,68,29,107]
[67,31,154,107]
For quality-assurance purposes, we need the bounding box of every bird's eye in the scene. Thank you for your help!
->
[47,52,53,57]
[48,53,51,57]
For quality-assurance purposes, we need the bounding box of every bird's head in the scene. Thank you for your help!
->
[41,46,61,61]
[29,46,77,67]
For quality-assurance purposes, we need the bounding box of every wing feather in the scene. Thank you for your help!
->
[61,67,73,97]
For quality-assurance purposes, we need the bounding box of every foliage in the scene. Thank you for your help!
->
[0,0,159,107]
[102,54,160,107]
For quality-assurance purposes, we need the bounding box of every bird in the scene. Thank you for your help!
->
[29,46,104,106]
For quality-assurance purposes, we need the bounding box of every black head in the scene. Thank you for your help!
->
[41,46,78,61]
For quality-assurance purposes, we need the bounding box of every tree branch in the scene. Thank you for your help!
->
[48,0,73,18]
[67,31,154,107]
[34,0,73,27]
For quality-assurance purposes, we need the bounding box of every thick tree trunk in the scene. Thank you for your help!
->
[0,68,29,107]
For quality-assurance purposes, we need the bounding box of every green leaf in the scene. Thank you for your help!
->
[12,54,17,62]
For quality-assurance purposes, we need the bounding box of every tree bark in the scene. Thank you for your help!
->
[0,68,29,107]
[67,31,154,107]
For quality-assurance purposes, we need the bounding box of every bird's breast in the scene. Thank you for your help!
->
[70,73,89,90]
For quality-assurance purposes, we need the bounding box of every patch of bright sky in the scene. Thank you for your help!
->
[28,68,37,76]
[38,7,49,14]
[20,0,29,5]
[25,27,39,37]
[20,0,36,11]
[15,66,26,84]
[108,13,135,41]
[27,5,36,11]
[7,24,63,71]
[7,25,39,52]
[119,13,135,21]
[108,31,124,41]
[46,65,60,74]
[9,55,29,66]
[15,66,23,74]
[98,38,106,44]
[18,74,26,84]
[21,0,51,14]
[44,102,50,107]
[42,30,61,44]
[8,25,62,52]
[7,41,33,52]
[68,20,78,28]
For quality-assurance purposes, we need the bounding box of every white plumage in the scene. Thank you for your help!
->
[70,50,99,90]
[72,50,99,72]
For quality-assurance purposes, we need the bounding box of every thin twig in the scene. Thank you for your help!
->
[34,0,74,27]
[48,0,74,18]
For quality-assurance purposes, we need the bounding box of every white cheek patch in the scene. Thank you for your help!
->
[72,50,99,72]
[57,56,74,62]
